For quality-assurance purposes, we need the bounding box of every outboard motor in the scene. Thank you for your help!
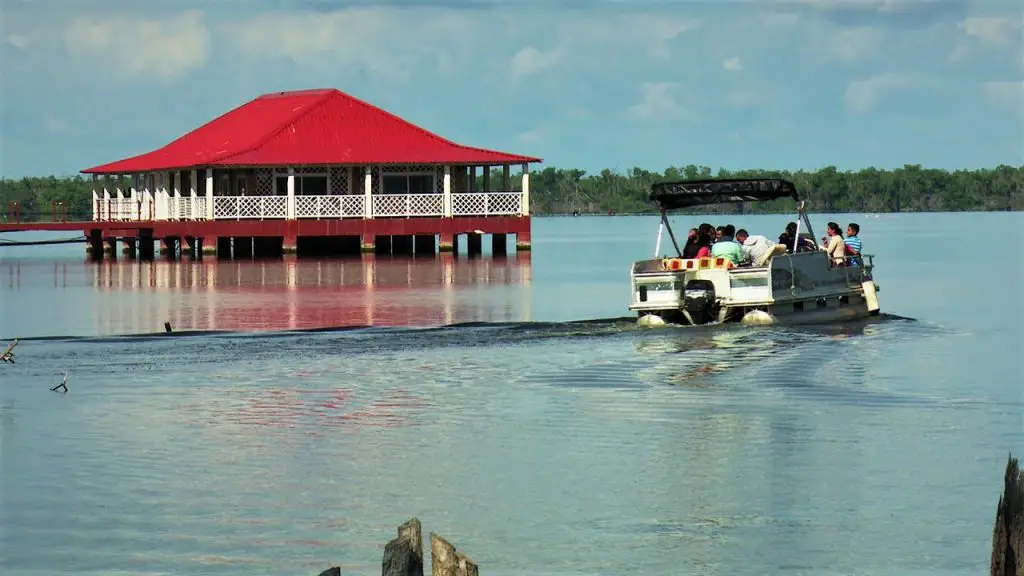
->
[682,279,717,325]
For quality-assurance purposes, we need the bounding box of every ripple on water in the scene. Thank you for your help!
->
[0,314,1011,576]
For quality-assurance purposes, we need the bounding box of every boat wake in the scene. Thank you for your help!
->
[1,312,916,345]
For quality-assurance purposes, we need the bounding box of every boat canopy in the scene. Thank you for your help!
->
[650,178,800,211]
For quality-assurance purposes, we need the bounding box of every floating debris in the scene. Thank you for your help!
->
[1,339,17,363]
[50,371,68,393]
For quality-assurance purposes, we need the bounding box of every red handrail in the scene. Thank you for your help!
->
[52,201,68,223]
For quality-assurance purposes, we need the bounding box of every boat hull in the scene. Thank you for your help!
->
[630,252,880,328]
[636,294,877,328]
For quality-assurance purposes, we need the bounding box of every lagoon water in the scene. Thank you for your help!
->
[0,213,1021,575]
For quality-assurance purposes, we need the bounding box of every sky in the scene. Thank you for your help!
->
[1,0,1021,179]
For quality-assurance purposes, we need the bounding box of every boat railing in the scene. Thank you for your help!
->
[830,253,875,286]
[633,257,740,275]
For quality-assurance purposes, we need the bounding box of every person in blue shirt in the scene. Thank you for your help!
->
[710,224,743,265]
[845,222,863,266]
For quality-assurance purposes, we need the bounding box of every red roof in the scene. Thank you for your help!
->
[82,88,542,174]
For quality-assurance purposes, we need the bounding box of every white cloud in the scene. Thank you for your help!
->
[510,46,560,79]
[628,82,688,121]
[516,128,544,145]
[844,73,911,114]
[826,26,883,62]
[509,11,699,77]
[949,15,1023,63]
[64,10,210,79]
[982,81,1024,117]
[959,16,1021,47]
[222,8,477,81]
[629,14,700,60]
[43,115,70,134]
[722,56,743,71]
[224,8,698,85]
[6,34,29,50]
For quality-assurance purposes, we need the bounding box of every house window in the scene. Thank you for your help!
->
[302,175,327,195]
[273,172,329,195]
[381,173,434,195]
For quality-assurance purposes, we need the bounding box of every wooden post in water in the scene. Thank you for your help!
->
[992,452,1023,576]
[316,518,478,575]
[383,518,424,576]
[430,532,478,576]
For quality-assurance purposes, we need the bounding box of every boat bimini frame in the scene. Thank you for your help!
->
[651,178,813,260]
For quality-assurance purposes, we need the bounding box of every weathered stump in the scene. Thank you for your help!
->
[992,453,1024,576]
[383,518,424,576]
[430,533,478,576]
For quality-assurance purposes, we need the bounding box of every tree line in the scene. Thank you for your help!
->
[518,164,1022,215]
[1,164,1020,221]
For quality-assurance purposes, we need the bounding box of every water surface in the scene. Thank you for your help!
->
[1,213,1021,575]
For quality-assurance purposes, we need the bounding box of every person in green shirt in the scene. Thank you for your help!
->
[710,224,743,265]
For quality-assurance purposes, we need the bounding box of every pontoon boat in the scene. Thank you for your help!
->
[630,178,880,327]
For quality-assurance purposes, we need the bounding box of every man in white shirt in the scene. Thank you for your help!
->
[735,229,784,267]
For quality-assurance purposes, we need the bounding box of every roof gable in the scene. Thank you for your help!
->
[82,89,542,174]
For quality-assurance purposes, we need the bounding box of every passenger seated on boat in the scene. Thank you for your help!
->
[778,222,798,253]
[715,226,726,242]
[844,222,862,266]
[735,229,787,267]
[682,224,713,258]
[693,228,713,258]
[819,221,847,266]
[710,224,743,264]
[779,222,816,253]
[682,228,700,258]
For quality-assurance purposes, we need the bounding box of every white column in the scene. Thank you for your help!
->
[190,169,198,221]
[114,176,123,220]
[205,168,214,220]
[92,174,99,221]
[130,175,141,220]
[155,173,166,221]
[150,174,159,221]
[521,163,530,216]
[172,171,181,221]
[364,166,372,218]
[162,173,169,221]
[102,177,112,221]
[286,167,296,220]
[143,175,154,221]
[443,165,452,217]
[114,176,124,221]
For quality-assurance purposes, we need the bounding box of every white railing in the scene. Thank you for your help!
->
[295,195,366,219]
[372,193,444,217]
[213,196,287,219]
[167,197,187,220]
[193,197,207,220]
[95,198,140,221]
[452,192,522,216]
[91,192,525,221]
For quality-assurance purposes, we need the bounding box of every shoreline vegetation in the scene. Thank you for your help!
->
[1,164,1020,222]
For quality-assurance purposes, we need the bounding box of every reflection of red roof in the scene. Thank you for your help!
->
[82,88,542,174]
